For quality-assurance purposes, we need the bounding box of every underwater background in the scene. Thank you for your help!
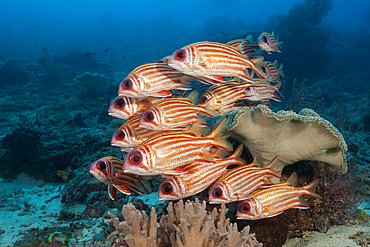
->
[0,0,370,246]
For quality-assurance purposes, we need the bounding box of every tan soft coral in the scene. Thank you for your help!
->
[226,105,347,176]
[105,198,262,247]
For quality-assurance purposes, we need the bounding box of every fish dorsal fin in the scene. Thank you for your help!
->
[251,56,264,67]
[186,117,207,137]
[135,179,153,194]
[229,144,243,159]
[265,156,281,178]
[245,34,253,43]
[286,172,298,187]
[186,90,200,104]
[272,31,275,38]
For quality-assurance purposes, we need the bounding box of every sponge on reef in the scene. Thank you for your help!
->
[226,105,347,174]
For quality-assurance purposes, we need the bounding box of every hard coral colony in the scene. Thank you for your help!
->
[89,32,348,245]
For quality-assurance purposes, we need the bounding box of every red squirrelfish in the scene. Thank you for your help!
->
[108,96,158,120]
[167,41,267,84]
[198,80,255,115]
[122,119,233,176]
[260,60,284,89]
[89,156,152,200]
[111,115,165,152]
[236,173,322,220]
[117,62,193,98]
[257,32,283,54]
[243,79,281,103]
[139,95,216,131]
[158,144,245,200]
[112,115,209,152]
[208,157,281,204]
[227,34,259,58]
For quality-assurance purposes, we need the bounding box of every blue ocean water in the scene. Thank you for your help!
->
[0,0,369,246]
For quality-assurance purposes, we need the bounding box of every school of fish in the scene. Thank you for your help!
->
[89,32,322,220]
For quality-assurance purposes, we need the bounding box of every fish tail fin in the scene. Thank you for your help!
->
[278,63,285,77]
[135,179,153,194]
[250,56,267,79]
[208,119,233,151]
[265,156,281,178]
[186,117,208,137]
[303,179,322,199]
[286,172,298,187]
[186,90,200,104]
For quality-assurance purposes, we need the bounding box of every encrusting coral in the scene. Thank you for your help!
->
[226,105,347,179]
[105,198,262,247]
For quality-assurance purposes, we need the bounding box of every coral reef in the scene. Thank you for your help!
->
[0,126,45,180]
[105,198,262,247]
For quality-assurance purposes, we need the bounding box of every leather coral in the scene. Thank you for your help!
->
[226,105,347,175]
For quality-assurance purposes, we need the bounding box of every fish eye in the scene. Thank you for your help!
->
[115,130,125,140]
[239,203,251,213]
[114,98,125,109]
[121,79,132,90]
[97,161,106,171]
[143,111,155,122]
[262,36,268,43]
[161,182,173,194]
[174,50,186,61]
[129,151,142,165]
[212,188,223,198]
[199,95,209,104]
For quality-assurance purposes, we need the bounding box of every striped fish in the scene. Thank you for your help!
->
[139,95,215,131]
[158,55,171,63]
[236,173,322,220]
[112,115,208,152]
[254,60,285,89]
[158,145,245,200]
[227,34,259,58]
[117,62,193,98]
[208,157,281,204]
[111,115,165,152]
[122,118,233,176]
[108,96,158,120]
[167,41,267,84]
[244,78,282,103]
[198,80,254,115]
[257,32,283,54]
[89,156,152,200]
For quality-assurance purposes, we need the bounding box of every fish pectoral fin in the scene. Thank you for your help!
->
[108,185,117,200]
[163,167,188,175]
[114,184,131,195]
[154,90,173,97]
[236,192,253,200]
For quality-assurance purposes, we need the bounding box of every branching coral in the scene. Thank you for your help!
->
[105,198,262,247]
